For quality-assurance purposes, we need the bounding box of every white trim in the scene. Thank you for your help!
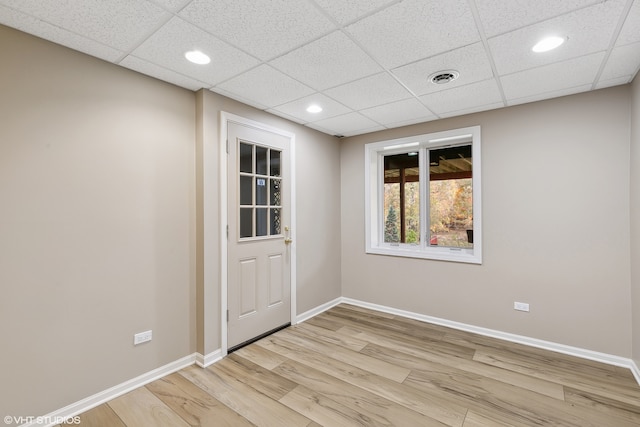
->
[364,126,482,264]
[22,354,197,427]
[289,135,297,326]
[219,112,229,357]
[219,112,297,355]
[339,297,640,384]
[296,297,342,324]
[195,349,223,368]
[631,359,640,385]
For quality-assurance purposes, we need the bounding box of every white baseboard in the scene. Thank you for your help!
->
[23,354,197,427]
[631,359,640,385]
[23,297,640,426]
[340,297,640,385]
[296,297,342,324]
[195,349,223,368]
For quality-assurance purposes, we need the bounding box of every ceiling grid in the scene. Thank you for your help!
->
[0,0,638,137]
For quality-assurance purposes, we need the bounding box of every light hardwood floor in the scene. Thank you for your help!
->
[60,304,640,426]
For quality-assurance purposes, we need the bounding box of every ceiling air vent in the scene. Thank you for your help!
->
[429,70,460,85]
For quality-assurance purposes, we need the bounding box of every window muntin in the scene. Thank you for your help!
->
[365,126,481,264]
[238,141,282,240]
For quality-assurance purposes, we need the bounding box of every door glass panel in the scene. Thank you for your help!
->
[240,143,253,173]
[270,179,281,206]
[256,178,267,205]
[240,208,253,238]
[270,208,281,235]
[240,176,253,205]
[238,141,283,239]
[256,208,268,237]
[270,150,281,177]
[256,146,268,175]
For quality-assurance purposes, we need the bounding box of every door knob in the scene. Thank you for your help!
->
[284,238,293,244]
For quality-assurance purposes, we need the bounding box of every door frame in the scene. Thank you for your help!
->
[219,111,297,356]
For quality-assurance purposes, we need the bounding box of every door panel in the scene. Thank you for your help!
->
[238,258,257,317]
[267,254,284,306]
[227,121,291,349]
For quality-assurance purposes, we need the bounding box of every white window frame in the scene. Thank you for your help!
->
[365,126,482,264]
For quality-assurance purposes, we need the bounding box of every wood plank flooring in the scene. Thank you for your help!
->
[60,304,640,426]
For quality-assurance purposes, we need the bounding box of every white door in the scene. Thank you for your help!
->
[227,121,292,350]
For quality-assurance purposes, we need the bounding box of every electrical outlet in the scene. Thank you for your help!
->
[514,302,530,312]
[134,330,152,345]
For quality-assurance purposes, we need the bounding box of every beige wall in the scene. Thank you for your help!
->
[0,24,343,417]
[0,25,197,417]
[632,77,640,365]
[194,91,342,356]
[341,87,633,357]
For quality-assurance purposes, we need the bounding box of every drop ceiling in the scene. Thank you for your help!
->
[1,0,639,137]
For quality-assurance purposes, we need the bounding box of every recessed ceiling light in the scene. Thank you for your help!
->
[428,70,460,85]
[306,104,323,113]
[532,36,566,53]
[185,50,210,65]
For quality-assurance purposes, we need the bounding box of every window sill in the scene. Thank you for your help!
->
[366,246,482,264]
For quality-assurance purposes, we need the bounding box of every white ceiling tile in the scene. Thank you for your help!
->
[391,43,494,96]
[0,0,170,51]
[345,0,479,68]
[303,122,335,135]
[360,98,436,125]
[179,0,335,61]
[120,55,209,91]
[215,65,315,108]
[595,76,633,90]
[149,0,192,12]
[270,31,382,90]
[420,79,503,115]
[265,108,307,125]
[0,5,123,62]
[489,0,626,76]
[507,84,592,106]
[312,0,398,25]
[271,93,352,123]
[617,0,640,46]
[324,72,412,110]
[475,0,603,37]
[501,53,605,100]
[2,0,639,137]
[130,17,260,86]
[341,126,387,137]
[383,116,438,130]
[438,102,505,118]
[212,87,269,110]
[310,112,383,136]
[600,42,640,82]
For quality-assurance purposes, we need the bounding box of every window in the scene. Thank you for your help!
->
[365,126,481,263]
[239,141,282,239]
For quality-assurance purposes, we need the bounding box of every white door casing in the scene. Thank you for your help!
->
[220,113,296,353]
